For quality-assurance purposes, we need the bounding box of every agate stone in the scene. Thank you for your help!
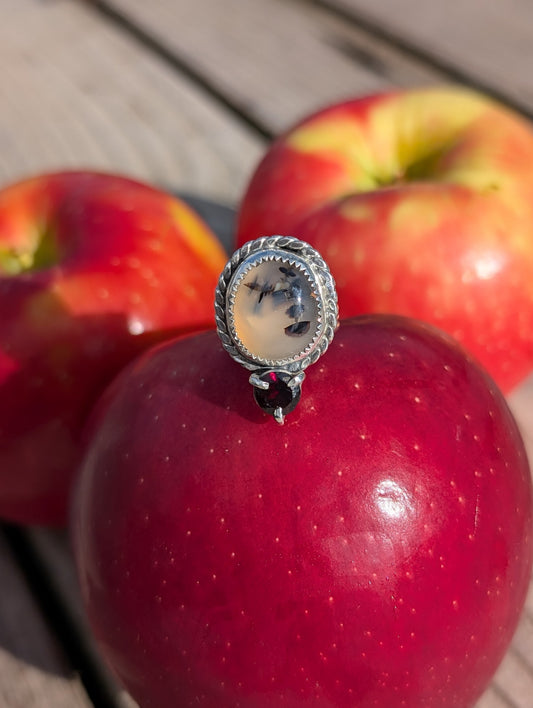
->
[228,252,322,364]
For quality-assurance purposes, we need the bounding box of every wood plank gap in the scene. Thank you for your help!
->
[79,0,275,140]
[508,642,533,675]
[303,0,533,120]
[1,523,121,708]
[489,681,519,708]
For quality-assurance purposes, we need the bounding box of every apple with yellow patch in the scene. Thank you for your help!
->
[236,86,533,392]
[0,170,226,525]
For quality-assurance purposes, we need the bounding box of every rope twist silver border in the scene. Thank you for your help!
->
[215,235,338,375]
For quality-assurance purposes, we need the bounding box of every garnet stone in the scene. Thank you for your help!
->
[253,371,301,418]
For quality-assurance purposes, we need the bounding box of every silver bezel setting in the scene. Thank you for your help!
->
[215,236,338,374]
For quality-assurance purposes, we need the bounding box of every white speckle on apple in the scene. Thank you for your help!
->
[126,256,140,269]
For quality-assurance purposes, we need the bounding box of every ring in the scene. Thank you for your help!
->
[215,235,338,424]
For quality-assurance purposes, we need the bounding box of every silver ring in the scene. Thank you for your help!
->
[215,235,338,423]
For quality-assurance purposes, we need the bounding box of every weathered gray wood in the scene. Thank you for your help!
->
[87,0,444,136]
[17,528,137,708]
[0,533,91,708]
[321,0,533,116]
[0,0,263,203]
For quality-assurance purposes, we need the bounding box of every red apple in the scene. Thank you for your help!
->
[0,170,227,525]
[73,316,532,708]
[236,86,533,393]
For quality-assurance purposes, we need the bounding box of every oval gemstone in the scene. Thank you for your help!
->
[231,257,320,362]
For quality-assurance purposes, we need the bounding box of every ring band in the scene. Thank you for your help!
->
[215,235,338,423]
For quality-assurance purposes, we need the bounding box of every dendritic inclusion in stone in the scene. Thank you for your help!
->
[229,254,321,363]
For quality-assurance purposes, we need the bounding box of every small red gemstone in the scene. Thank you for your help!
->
[253,372,301,417]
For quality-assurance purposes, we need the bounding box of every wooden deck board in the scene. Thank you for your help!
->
[88,0,445,136]
[0,0,264,201]
[321,0,533,115]
[0,533,91,708]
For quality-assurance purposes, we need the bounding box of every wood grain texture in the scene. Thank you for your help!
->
[88,0,444,135]
[0,0,263,202]
[0,533,90,708]
[320,0,533,115]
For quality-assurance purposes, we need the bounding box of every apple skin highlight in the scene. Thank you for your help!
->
[73,316,532,708]
[236,87,533,392]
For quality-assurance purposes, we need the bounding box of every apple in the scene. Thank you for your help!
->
[236,86,533,393]
[72,316,532,708]
[0,170,227,525]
